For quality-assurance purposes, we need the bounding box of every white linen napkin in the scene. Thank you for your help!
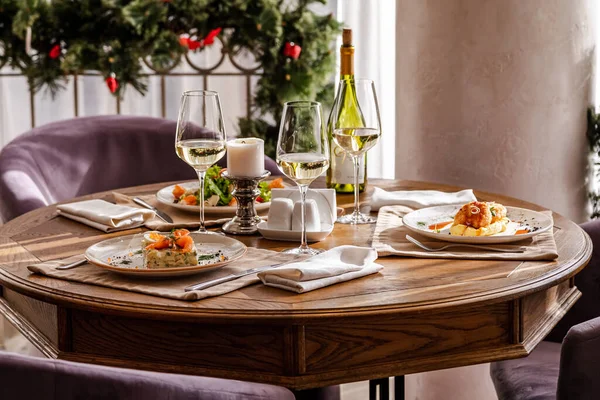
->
[57,199,155,232]
[258,245,383,293]
[370,187,477,211]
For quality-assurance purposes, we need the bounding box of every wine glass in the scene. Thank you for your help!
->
[276,101,330,255]
[331,79,381,224]
[175,90,227,233]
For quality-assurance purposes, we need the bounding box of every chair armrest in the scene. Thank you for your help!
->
[546,220,600,343]
[0,169,49,222]
[557,316,600,399]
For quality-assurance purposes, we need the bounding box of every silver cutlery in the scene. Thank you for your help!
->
[405,234,526,253]
[185,258,301,292]
[133,197,173,224]
[56,258,88,270]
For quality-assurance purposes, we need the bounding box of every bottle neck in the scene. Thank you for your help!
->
[340,45,354,78]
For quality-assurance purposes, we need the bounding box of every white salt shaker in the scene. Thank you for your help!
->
[292,199,321,232]
[267,198,294,230]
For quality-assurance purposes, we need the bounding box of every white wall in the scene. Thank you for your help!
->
[395,0,595,223]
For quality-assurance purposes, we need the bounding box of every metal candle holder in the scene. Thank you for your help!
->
[221,170,271,235]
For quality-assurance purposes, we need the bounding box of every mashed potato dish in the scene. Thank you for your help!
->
[450,201,509,237]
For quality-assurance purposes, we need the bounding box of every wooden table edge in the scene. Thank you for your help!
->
[0,230,591,322]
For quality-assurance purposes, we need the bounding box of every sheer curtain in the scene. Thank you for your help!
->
[334,0,396,179]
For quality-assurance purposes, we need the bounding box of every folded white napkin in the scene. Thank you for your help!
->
[370,187,477,211]
[258,245,383,293]
[57,199,155,232]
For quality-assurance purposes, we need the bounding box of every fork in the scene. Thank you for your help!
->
[55,258,87,270]
[405,235,526,253]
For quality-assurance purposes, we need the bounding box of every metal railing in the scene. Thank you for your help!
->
[0,39,261,128]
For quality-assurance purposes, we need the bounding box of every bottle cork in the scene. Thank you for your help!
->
[342,28,352,46]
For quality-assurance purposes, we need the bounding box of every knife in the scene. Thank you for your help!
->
[133,197,173,224]
[184,258,300,292]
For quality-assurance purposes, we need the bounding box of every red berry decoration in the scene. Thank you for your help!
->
[203,27,222,46]
[105,74,118,94]
[49,44,61,59]
[187,39,201,50]
[283,42,301,60]
[179,28,222,52]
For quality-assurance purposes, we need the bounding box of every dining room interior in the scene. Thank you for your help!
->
[0,1,598,400]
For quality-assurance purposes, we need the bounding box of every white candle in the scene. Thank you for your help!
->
[226,138,265,177]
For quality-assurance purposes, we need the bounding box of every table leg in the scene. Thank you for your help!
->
[395,376,406,400]
[369,378,390,400]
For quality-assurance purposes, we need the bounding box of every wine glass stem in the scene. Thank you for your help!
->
[352,155,361,219]
[299,184,309,251]
[197,170,207,233]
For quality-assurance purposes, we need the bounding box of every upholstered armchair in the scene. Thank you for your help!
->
[0,115,280,222]
[0,350,296,400]
[491,220,600,399]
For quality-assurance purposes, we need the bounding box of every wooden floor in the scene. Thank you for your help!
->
[1,315,498,400]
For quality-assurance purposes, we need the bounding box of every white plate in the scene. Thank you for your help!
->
[85,232,247,278]
[257,221,333,242]
[402,205,552,244]
[156,182,271,215]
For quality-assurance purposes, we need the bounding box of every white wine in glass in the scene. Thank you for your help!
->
[331,127,380,156]
[331,79,382,225]
[175,90,227,233]
[276,153,329,186]
[276,101,329,255]
[176,140,226,169]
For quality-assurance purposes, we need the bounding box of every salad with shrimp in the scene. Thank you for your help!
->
[171,165,284,207]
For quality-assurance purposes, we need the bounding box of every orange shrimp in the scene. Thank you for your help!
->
[172,184,186,198]
[268,177,284,189]
[228,198,237,206]
[182,195,198,205]
[172,229,190,238]
[145,238,171,250]
[175,235,194,252]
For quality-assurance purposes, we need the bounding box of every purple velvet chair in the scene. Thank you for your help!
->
[490,220,600,400]
[0,115,280,222]
[0,350,295,400]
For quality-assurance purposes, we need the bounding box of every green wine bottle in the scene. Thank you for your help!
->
[326,28,367,193]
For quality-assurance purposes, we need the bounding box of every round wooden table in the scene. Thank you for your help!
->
[0,179,592,397]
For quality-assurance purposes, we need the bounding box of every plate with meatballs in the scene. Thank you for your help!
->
[402,201,553,244]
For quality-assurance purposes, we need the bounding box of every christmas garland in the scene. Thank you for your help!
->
[0,0,341,156]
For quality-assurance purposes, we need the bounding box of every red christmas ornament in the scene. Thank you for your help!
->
[49,44,61,59]
[179,37,189,47]
[105,74,118,94]
[283,42,301,60]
